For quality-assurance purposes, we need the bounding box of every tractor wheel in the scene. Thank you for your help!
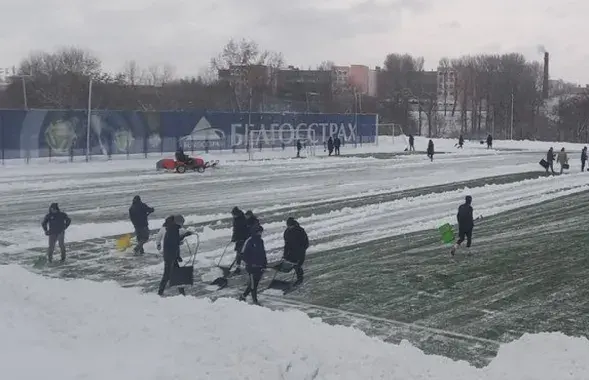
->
[176,165,186,173]
[196,166,205,173]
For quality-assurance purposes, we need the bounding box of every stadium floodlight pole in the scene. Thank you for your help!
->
[10,74,32,109]
[510,91,514,140]
[86,78,93,162]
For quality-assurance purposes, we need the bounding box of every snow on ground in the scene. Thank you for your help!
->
[3,136,589,377]
[1,264,588,380]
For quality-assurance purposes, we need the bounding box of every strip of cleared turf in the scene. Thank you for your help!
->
[282,189,589,366]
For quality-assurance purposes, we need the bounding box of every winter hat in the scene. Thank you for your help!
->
[231,207,240,215]
[163,215,175,227]
[174,214,185,226]
[286,217,297,227]
[465,195,472,204]
[49,202,59,212]
[251,224,263,234]
[245,210,254,217]
[133,195,141,203]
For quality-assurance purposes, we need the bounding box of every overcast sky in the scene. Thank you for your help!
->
[1,0,587,83]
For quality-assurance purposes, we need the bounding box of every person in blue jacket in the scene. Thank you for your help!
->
[239,224,267,305]
[158,215,192,296]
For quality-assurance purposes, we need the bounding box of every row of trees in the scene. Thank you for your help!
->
[0,40,587,141]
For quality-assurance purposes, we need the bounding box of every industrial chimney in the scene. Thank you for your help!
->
[542,52,549,99]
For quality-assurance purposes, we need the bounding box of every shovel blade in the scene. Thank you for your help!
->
[211,277,229,289]
[267,279,292,291]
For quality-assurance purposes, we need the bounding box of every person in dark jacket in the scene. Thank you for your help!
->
[458,135,464,148]
[408,135,415,152]
[239,225,267,305]
[582,147,587,172]
[283,217,309,285]
[427,140,434,161]
[296,140,302,157]
[486,134,493,149]
[128,195,154,255]
[546,147,555,175]
[245,210,260,231]
[334,137,341,155]
[327,136,334,156]
[451,196,474,256]
[158,215,192,296]
[41,203,71,263]
[231,207,249,274]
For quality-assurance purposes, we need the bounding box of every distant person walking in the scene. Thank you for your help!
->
[557,147,568,174]
[327,137,334,156]
[582,147,587,172]
[486,134,493,149]
[546,147,555,175]
[408,135,415,152]
[41,203,71,263]
[458,135,464,148]
[427,140,434,161]
[334,137,341,156]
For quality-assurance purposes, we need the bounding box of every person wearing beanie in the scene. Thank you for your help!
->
[230,207,249,274]
[41,203,71,263]
[128,195,154,255]
[451,195,474,256]
[158,214,192,296]
[283,217,309,286]
[155,215,188,252]
[245,210,260,232]
[239,224,267,305]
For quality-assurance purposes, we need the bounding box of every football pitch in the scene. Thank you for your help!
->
[2,149,589,367]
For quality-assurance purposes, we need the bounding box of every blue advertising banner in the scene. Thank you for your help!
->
[0,110,378,159]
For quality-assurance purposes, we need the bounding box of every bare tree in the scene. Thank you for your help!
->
[211,38,284,111]
[122,60,144,85]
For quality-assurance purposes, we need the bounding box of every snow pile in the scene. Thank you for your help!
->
[2,265,588,380]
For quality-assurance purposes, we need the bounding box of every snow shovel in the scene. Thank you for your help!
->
[210,258,237,289]
[169,233,199,287]
[267,260,297,291]
[210,242,237,289]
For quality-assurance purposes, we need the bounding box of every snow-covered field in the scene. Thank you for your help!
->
[2,136,589,379]
[2,265,588,379]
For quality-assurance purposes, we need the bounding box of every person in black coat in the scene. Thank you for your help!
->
[458,135,464,148]
[245,210,260,231]
[486,134,493,149]
[128,195,154,255]
[41,203,71,262]
[427,140,434,162]
[327,136,334,156]
[231,207,249,274]
[582,147,587,172]
[451,195,474,256]
[283,217,309,285]
[546,147,555,175]
[296,140,302,157]
[239,225,267,305]
[158,215,192,296]
[334,137,341,155]
[408,135,415,151]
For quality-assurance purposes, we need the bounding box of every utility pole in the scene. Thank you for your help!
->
[510,91,514,140]
[86,79,93,162]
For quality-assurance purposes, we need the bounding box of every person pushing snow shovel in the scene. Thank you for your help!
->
[451,196,474,256]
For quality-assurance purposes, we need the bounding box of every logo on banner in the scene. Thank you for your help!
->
[179,117,226,149]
